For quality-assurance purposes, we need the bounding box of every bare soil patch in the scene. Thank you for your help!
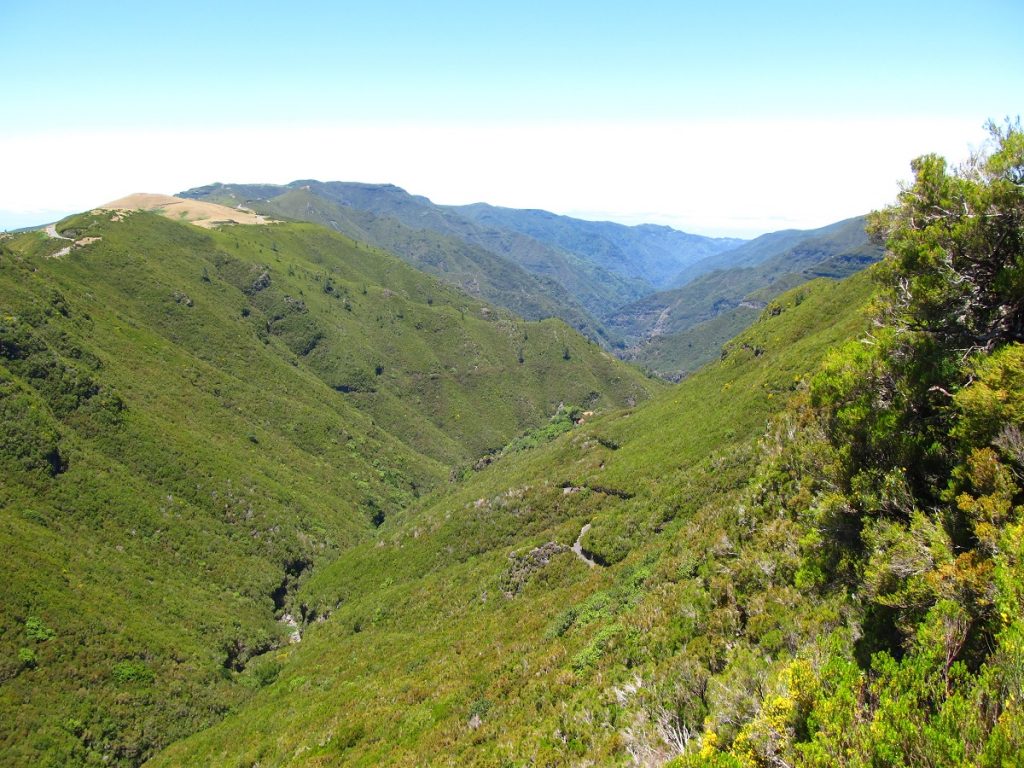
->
[100,193,275,228]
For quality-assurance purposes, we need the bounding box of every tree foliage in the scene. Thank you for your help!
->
[776,121,1024,765]
[870,118,1024,352]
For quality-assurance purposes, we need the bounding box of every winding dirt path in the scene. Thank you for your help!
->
[43,222,74,257]
[572,523,599,568]
[44,223,70,240]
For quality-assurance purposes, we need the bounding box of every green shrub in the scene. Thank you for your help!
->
[112,660,155,685]
[24,616,55,641]
[247,658,282,688]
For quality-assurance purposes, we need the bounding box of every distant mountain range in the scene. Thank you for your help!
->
[610,216,883,377]
[449,202,746,290]
[180,182,882,376]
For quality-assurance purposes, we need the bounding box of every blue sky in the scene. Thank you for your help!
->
[2,1,1021,235]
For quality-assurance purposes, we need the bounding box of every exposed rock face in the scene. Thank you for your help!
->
[248,269,271,294]
[501,541,568,598]
[280,614,302,644]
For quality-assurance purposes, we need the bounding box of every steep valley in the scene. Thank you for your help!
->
[3,131,1023,767]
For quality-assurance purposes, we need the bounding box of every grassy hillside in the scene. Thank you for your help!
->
[5,129,1021,768]
[253,182,654,316]
[181,183,884,383]
[0,210,655,767]
[180,182,631,341]
[182,181,748,335]
[148,272,877,766]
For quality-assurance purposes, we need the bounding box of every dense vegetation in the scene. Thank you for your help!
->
[181,181,633,344]
[189,183,613,343]
[180,182,752,360]
[2,122,1020,767]
[150,269,877,767]
[154,122,1022,765]
[0,210,653,766]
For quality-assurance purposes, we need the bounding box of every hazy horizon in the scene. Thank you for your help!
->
[2,1,1020,237]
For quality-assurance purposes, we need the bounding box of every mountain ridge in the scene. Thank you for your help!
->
[179,181,749,337]
[180,182,883,379]
[182,181,617,343]
[451,201,745,289]
[608,215,884,376]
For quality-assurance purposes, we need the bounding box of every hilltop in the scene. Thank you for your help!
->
[100,194,276,228]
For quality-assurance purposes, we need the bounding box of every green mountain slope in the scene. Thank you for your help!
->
[183,183,611,343]
[0,209,655,767]
[238,182,660,314]
[148,272,877,766]
[180,182,746,333]
[180,185,887,383]
[6,129,1022,768]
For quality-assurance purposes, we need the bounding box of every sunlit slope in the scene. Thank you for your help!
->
[101,193,276,227]
[264,187,612,341]
[0,210,654,767]
[150,273,874,767]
